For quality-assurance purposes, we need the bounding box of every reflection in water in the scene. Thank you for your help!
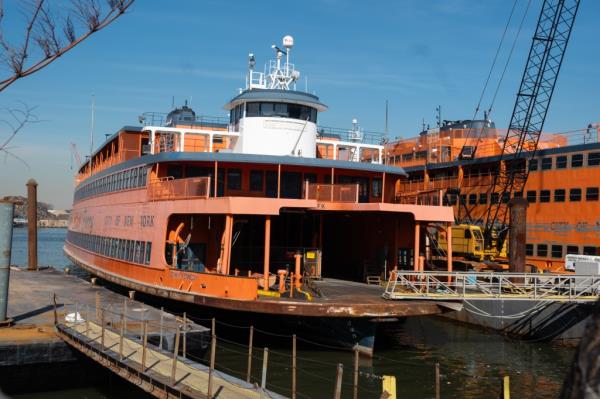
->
[6,228,575,398]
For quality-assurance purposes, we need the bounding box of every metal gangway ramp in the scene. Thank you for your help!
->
[53,295,285,399]
[383,271,600,302]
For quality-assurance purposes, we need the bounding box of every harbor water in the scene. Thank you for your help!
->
[8,228,576,398]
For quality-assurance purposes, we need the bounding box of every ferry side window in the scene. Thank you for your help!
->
[145,242,152,265]
[586,187,599,201]
[584,246,599,256]
[526,191,536,203]
[554,189,565,202]
[566,245,579,255]
[227,169,242,190]
[525,244,533,256]
[589,152,600,166]
[274,103,287,117]
[556,156,567,169]
[250,170,264,192]
[528,159,538,171]
[372,178,382,198]
[478,193,487,205]
[247,103,260,117]
[539,190,550,203]
[260,102,275,117]
[541,158,552,170]
[569,188,581,202]
[551,245,562,259]
[468,194,477,205]
[571,154,583,168]
[537,244,548,257]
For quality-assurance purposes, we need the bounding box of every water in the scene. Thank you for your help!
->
[6,228,576,398]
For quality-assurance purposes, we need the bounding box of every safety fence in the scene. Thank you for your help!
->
[148,176,211,201]
[304,183,359,203]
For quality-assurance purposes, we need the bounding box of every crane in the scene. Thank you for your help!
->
[482,0,580,252]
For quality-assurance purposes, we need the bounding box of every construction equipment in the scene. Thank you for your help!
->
[448,0,581,260]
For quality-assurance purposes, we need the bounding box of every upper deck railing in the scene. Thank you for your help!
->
[140,112,229,130]
[304,183,359,203]
[148,176,211,201]
[317,126,384,145]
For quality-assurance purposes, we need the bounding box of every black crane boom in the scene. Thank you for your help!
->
[483,0,580,247]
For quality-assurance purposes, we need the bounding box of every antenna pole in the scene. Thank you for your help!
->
[385,100,389,139]
[89,94,95,176]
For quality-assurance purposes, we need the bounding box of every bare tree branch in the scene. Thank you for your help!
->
[0,0,134,92]
[0,103,38,169]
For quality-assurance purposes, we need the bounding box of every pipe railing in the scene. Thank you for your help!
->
[383,271,600,301]
[148,176,211,201]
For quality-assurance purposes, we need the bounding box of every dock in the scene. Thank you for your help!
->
[0,268,285,398]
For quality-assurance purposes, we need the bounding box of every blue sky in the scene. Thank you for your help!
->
[0,0,598,208]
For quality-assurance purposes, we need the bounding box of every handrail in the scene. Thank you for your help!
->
[383,271,600,302]
[148,176,211,201]
[304,183,359,203]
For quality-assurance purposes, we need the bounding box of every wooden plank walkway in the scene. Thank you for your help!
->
[56,319,285,399]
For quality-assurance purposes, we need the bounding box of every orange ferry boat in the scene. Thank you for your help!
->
[384,118,600,272]
[64,36,456,355]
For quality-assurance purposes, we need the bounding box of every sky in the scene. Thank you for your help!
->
[0,0,598,209]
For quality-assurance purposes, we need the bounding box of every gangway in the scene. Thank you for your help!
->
[383,271,600,302]
[54,296,286,399]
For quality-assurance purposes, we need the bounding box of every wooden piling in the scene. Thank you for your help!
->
[208,334,216,398]
[354,346,359,399]
[334,363,343,399]
[100,309,105,348]
[159,307,164,349]
[183,312,187,359]
[435,363,440,399]
[52,293,57,325]
[141,320,148,372]
[171,326,180,385]
[95,292,101,321]
[292,334,297,399]
[261,348,269,391]
[247,325,254,383]
[119,313,124,361]
[26,179,37,271]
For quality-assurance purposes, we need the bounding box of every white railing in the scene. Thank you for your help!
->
[383,271,600,302]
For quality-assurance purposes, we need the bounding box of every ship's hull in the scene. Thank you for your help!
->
[64,244,448,356]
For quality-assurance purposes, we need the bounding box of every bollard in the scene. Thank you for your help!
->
[503,375,510,399]
[247,325,254,383]
[0,200,14,324]
[334,363,343,399]
[26,179,37,271]
[382,375,396,399]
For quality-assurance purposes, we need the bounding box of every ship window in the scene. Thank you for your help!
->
[526,244,533,256]
[246,102,260,117]
[586,187,599,201]
[372,178,382,198]
[571,154,583,168]
[460,194,466,204]
[260,102,274,116]
[569,188,582,202]
[514,191,523,198]
[584,246,599,255]
[566,245,579,255]
[265,171,278,198]
[501,192,510,203]
[554,189,565,202]
[227,169,242,190]
[468,194,477,205]
[479,193,487,205]
[556,156,567,169]
[167,165,183,180]
[490,193,499,205]
[250,170,264,191]
[539,190,550,203]
[528,159,538,171]
[551,245,563,258]
[537,244,548,257]
[588,152,600,166]
[274,103,288,117]
[145,242,152,265]
[541,158,553,170]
